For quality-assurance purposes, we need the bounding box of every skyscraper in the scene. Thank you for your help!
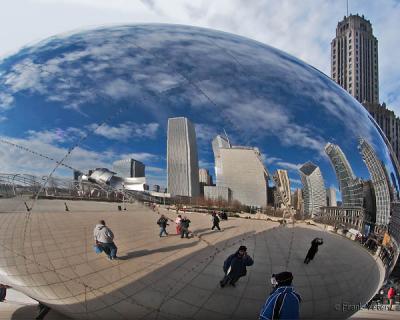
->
[331,14,400,165]
[299,162,326,217]
[326,187,337,207]
[212,135,231,185]
[325,142,363,207]
[292,188,304,214]
[273,169,291,208]
[331,14,378,104]
[218,146,269,207]
[358,138,391,226]
[199,168,212,195]
[112,159,145,178]
[167,117,200,197]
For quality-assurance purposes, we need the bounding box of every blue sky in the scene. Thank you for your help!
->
[0,24,397,201]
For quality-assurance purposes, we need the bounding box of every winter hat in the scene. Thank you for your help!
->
[238,245,247,251]
[274,271,293,286]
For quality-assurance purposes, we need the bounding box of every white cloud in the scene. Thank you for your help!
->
[0,116,7,122]
[90,122,159,141]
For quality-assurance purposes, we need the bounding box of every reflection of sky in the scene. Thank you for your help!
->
[0,24,397,195]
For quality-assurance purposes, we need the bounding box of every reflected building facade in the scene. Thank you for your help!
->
[273,169,291,208]
[204,186,231,202]
[358,138,391,225]
[212,135,231,185]
[167,117,200,197]
[325,143,363,207]
[299,162,326,217]
[112,158,145,178]
[326,187,337,207]
[218,146,269,207]
[199,168,212,195]
[292,188,304,214]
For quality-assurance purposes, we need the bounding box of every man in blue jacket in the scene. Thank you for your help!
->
[220,245,254,287]
[259,271,301,320]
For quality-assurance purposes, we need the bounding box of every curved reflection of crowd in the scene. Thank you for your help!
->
[357,232,397,273]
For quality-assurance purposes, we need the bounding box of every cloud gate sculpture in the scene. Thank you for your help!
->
[0,24,399,319]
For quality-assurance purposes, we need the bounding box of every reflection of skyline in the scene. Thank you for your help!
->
[0,25,387,188]
[0,25,397,213]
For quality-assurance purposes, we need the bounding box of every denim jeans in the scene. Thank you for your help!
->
[100,242,117,259]
[159,227,168,237]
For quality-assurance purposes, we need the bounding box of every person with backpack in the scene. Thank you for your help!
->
[93,220,118,260]
[180,216,191,238]
[157,214,169,237]
[220,245,254,287]
[211,212,221,231]
[259,271,301,320]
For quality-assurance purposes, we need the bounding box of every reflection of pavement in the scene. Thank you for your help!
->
[0,289,68,319]
[350,309,400,319]
[0,199,384,319]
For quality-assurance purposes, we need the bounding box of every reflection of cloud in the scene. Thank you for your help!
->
[0,92,14,110]
[199,159,213,169]
[264,156,282,165]
[0,134,112,176]
[119,152,160,163]
[0,116,7,122]
[289,178,302,185]
[90,122,159,141]
[275,161,301,171]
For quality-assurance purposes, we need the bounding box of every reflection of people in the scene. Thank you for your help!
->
[220,246,254,287]
[180,217,191,238]
[175,215,182,234]
[211,212,221,231]
[0,284,10,302]
[388,287,396,311]
[304,238,323,264]
[157,215,169,237]
[94,220,118,260]
[259,272,301,320]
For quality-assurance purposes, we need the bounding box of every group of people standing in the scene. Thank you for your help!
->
[158,214,192,238]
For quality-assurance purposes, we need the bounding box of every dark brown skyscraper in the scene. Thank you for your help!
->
[331,14,379,104]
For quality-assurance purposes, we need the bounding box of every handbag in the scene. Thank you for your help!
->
[93,244,103,254]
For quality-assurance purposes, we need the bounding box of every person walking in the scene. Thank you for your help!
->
[157,214,169,237]
[211,212,221,231]
[259,271,301,320]
[0,284,10,302]
[304,237,323,264]
[220,245,254,287]
[180,216,191,239]
[93,220,118,260]
[388,286,396,311]
[175,215,182,235]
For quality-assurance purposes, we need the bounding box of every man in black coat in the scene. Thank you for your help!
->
[211,212,221,231]
[157,215,169,237]
[220,245,254,287]
[304,238,323,264]
[180,216,191,238]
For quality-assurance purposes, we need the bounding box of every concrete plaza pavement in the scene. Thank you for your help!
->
[0,199,385,319]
